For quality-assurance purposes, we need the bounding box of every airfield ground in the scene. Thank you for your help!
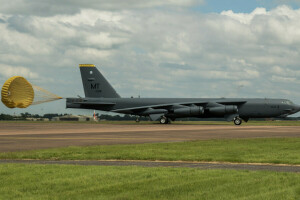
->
[0,121,299,151]
[0,121,299,199]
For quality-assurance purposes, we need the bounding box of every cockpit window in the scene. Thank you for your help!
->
[282,100,293,105]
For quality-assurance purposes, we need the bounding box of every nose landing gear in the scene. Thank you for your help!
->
[135,117,140,123]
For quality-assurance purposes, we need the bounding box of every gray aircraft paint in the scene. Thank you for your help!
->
[67,65,300,124]
[80,64,120,98]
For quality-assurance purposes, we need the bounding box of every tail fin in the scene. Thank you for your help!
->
[79,64,120,98]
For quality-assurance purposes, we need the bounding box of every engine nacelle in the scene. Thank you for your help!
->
[140,108,168,115]
[209,105,238,115]
[174,106,204,116]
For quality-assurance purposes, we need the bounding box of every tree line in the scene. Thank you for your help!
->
[0,112,149,121]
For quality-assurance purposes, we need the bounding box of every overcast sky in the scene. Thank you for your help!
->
[0,0,300,116]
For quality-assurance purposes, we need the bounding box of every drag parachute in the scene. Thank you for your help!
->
[1,76,62,109]
[1,76,34,108]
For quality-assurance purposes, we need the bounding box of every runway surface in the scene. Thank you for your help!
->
[0,122,299,152]
[1,159,299,173]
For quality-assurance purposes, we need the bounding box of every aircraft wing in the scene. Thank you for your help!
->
[111,100,246,114]
[73,102,116,106]
[111,102,205,114]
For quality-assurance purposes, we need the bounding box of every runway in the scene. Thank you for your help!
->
[1,159,299,173]
[0,122,299,152]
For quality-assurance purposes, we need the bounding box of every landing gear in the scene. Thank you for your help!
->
[135,117,140,123]
[233,117,242,126]
[160,116,170,124]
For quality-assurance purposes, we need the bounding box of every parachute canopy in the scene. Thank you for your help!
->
[1,76,34,108]
[1,76,62,109]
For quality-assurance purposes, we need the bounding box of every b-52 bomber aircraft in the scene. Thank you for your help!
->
[67,64,300,125]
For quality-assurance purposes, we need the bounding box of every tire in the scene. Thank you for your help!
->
[160,117,168,124]
[234,117,242,126]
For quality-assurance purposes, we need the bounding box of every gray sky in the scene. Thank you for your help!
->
[0,0,299,116]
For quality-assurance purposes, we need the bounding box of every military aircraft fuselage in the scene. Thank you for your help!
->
[67,97,300,120]
[66,65,300,125]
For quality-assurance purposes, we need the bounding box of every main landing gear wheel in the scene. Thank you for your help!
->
[160,116,169,124]
[233,117,242,126]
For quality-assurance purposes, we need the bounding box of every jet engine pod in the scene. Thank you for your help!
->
[140,108,168,115]
[1,76,34,108]
[209,105,238,115]
[174,106,204,116]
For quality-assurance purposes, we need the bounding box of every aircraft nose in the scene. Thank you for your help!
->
[291,104,300,114]
[295,104,300,112]
[286,104,300,115]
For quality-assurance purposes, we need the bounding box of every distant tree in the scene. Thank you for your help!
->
[43,113,61,119]
[20,112,30,119]
[0,114,14,120]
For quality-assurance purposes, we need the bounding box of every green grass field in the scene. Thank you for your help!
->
[1,138,300,165]
[1,122,299,199]
[1,120,300,126]
[0,164,299,200]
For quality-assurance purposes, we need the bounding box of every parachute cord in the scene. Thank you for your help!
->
[31,84,62,105]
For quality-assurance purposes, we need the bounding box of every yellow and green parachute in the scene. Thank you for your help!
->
[1,76,62,109]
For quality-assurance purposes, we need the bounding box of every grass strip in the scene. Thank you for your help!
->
[0,164,299,199]
[1,138,300,164]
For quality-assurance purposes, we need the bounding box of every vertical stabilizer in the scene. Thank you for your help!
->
[79,64,120,98]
